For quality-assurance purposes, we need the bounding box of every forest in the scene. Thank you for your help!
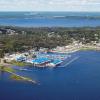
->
[0,26,100,57]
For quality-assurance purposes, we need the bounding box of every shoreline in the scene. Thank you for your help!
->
[1,46,99,68]
[50,44,100,54]
[0,65,37,84]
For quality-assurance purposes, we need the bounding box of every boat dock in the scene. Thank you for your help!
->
[25,53,71,68]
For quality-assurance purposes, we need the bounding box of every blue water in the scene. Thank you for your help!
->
[0,50,100,100]
[0,12,100,27]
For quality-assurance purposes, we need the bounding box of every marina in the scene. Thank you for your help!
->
[0,0,100,99]
[10,52,72,68]
[1,51,100,100]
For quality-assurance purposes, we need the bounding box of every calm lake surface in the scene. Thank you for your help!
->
[0,50,100,100]
[0,12,100,27]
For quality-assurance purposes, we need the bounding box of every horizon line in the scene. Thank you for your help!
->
[0,11,100,12]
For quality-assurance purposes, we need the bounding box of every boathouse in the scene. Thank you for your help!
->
[32,58,51,67]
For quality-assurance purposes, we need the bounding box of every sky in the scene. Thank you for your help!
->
[0,0,100,12]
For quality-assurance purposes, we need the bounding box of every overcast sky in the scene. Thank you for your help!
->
[0,0,100,12]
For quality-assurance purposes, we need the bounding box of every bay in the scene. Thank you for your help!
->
[0,51,100,100]
[0,12,100,27]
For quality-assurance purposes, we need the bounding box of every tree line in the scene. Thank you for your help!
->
[0,26,100,57]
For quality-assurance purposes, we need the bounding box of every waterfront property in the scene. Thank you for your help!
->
[4,50,71,68]
[30,52,70,67]
[26,53,69,67]
[32,58,51,67]
[4,53,28,62]
[47,59,63,67]
[1,50,100,100]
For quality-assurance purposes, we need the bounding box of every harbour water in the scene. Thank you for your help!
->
[0,12,100,27]
[0,50,100,100]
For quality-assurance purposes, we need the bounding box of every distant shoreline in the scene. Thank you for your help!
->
[0,25,100,29]
[0,11,100,27]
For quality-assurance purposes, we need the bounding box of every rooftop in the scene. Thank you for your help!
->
[32,57,51,64]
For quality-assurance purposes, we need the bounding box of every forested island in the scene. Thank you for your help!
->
[0,26,100,57]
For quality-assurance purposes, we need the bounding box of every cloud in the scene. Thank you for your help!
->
[0,0,100,11]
